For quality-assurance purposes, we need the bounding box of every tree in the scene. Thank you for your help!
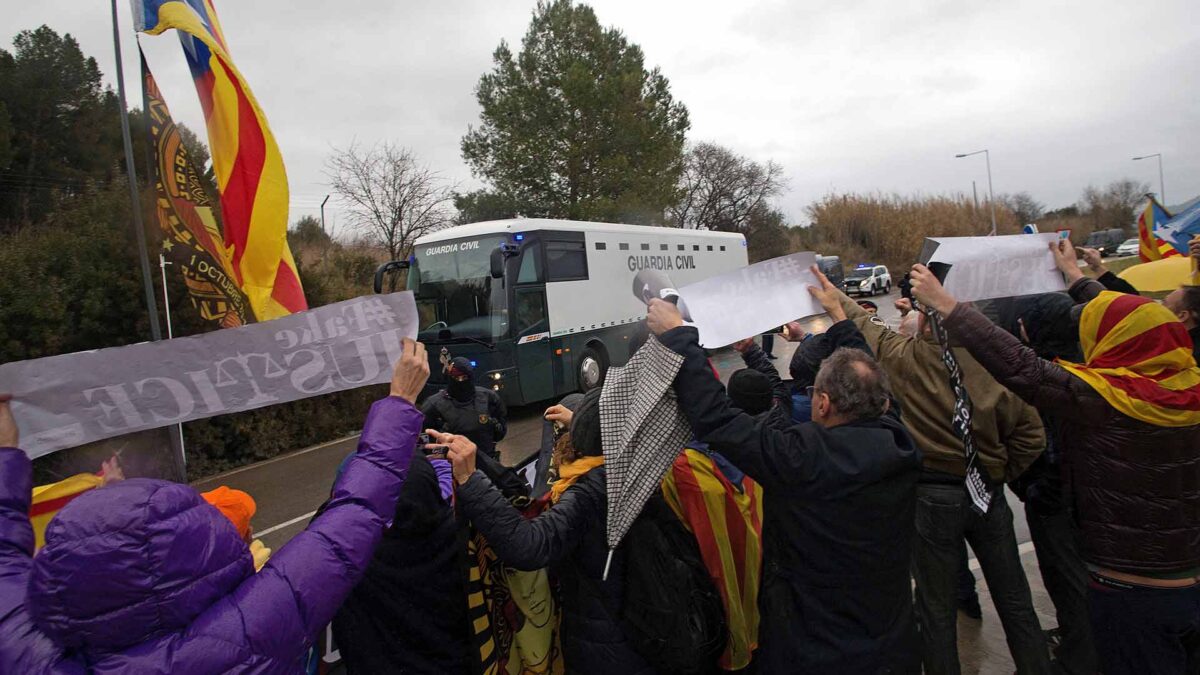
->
[0,26,123,228]
[325,141,453,260]
[453,189,520,224]
[670,142,785,231]
[1000,191,1044,226]
[1080,178,1149,231]
[743,205,789,263]
[461,0,689,224]
[288,214,331,248]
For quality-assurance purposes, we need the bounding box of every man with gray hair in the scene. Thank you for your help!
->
[647,296,923,674]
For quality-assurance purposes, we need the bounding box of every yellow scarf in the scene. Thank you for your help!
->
[548,456,605,504]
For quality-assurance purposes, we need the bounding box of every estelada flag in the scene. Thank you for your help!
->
[143,51,253,327]
[134,0,306,320]
[1137,196,1179,263]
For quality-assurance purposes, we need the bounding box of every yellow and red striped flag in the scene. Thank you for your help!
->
[134,0,307,320]
[661,448,763,671]
[30,473,105,551]
[1137,196,1180,263]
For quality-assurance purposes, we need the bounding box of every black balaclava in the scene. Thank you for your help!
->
[789,333,832,390]
[445,357,476,402]
[569,388,603,457]
[727,368,772,416]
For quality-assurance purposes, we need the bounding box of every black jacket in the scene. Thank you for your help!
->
[1096,270,1138,295]
[333,455,472,675]
[457,466,654,675]
[660,322,922,674]
[422,387,508,458]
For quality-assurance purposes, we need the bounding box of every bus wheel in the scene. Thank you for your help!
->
[578,348,606,392]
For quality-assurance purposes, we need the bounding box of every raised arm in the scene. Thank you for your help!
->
[191,341,428,662]
[735,339,789,407]
[656,323,815,487]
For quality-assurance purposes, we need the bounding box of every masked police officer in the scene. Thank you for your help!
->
[421,357,508,461]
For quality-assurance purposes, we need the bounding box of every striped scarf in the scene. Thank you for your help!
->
[1058,291,1200,427]
[661,448,763,671]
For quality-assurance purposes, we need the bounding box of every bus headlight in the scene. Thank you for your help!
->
[489,371,503,381]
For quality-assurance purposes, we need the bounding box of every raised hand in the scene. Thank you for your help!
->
[390,339,430,404]
[1050,239,1084,283]
[430,428,478,484]
[909,264,958,315]
[0,394,16,448]
[806,265,846,322]
[646,298,684,336]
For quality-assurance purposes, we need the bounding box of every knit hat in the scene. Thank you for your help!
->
[727,368,772,415]
[789,333,832,389]
[201,486,256,541]
[569,388,603,457]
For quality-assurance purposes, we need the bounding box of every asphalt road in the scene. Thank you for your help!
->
[199,287,1029,555]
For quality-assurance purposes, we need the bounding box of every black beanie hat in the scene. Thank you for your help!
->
[569,388,603,457]
[727,368,772,416]
[789,333,832,390]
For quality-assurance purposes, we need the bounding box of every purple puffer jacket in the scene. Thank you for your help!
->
[0,395,422,674]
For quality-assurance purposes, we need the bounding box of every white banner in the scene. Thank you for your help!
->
[0,293,418,458]
[681,251,821,347]
[924,233,1066,302]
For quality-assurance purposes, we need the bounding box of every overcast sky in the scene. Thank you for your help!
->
[8,1,1198,230]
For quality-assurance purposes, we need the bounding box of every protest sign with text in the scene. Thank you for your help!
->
[920,233,1066,302]
[0,293,418,458]
[680,252,821,347]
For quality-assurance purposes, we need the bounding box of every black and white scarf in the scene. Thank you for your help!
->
[921,303,994,514]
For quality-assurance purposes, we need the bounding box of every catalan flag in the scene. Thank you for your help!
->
[1058,291,1200,427]
[1137,196,1179,262]
[30,473,105,551]
[661,448,763,670]
[133,0,307,320]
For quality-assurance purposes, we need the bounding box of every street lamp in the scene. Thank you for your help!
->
[956,149,997,236]
[1132,153,1166,205]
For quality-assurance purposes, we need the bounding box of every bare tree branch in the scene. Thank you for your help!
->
[669,142,785,231]
[324,141,455,260]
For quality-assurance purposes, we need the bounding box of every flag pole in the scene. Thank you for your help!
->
[111,0,163,342]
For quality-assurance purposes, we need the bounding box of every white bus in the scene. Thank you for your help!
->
[380,218,748,405]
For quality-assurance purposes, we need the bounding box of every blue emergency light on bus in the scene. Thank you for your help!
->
[514,233,524,241]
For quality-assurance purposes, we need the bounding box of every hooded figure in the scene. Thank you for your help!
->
[422,357,508,460]
[0,395,422,674]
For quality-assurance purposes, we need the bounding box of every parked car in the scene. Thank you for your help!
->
[1084,228,1129,257]
[817,254,845,287]
[843,264,891,296]
[1115,238,1139,257]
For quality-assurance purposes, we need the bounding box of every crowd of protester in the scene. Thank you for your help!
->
[1,238,1199,674]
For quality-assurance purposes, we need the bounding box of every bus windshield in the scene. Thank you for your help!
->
[407,235,509,343]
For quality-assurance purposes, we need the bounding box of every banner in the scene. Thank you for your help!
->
[144,51,253,327]
[672,252,821,347]
[0,293,417,459]
[920,233,1066,302]
[134,0,308,320]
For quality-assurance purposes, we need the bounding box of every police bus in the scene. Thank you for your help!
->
[378,218,748,406]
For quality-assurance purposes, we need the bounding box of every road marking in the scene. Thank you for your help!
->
[258,510,319,537]
[967,541,1036,572]
[190,433,361,486]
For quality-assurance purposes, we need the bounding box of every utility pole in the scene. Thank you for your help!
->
[956,149,997,236]
[320,194,330,234]
[159,254,188,472]
[111,0,162,340]
[1133,154,1166,206]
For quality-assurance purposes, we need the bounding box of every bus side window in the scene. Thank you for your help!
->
[515,289,548,335]
[546,241,588,281]
[518,246,543,283]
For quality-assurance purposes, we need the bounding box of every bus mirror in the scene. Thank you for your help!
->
[373,259,410,294]
[490,248,505,279]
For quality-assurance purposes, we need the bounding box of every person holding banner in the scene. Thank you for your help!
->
[831,273,1051,674]
[648,287,923,673]
[911,242,1200,675]
[0,341,431,674]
